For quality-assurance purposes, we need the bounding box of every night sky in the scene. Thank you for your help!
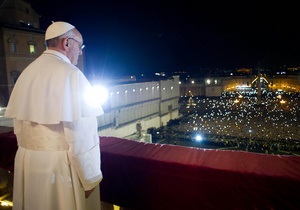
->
[28,0,300,77]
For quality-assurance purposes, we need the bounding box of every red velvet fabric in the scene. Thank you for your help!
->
[99,137,300,210]
[0,131,17,172]
[1,132,300,209]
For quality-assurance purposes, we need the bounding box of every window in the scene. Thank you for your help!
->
[28,39,36,54]
[29,44,35,54]
[7,37,17,53]
[9,42,17,53]
[11,70,21,84]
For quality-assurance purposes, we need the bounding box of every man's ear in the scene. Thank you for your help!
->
[62,38,69,49]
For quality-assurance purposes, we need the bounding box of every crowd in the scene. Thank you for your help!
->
[152,89,300,155]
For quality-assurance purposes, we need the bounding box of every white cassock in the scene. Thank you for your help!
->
[5,50,104,210]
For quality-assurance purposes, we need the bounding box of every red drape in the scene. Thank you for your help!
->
[99,137,300,210]
[1,131,300,209]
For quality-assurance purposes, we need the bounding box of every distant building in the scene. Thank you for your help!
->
[178,74,300,97]
[98,76,180,139]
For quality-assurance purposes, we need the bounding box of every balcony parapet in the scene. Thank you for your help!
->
[1,131,300,209]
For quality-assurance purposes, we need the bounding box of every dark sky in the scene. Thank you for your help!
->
[28,0,300,77]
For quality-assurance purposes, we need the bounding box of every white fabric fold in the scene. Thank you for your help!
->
[71,144,103,190]
[63,117,103,191]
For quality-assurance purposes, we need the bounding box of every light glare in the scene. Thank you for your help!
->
[195,134,203,141]
[84,85,108,106]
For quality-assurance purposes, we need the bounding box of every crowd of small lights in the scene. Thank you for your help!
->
[184,89,299,141]
[171,88,300,154]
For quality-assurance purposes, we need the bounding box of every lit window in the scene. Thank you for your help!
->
[27,39,37,54]
[29,44,35,54]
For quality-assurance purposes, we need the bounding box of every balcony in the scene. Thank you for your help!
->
[1,131,300,210]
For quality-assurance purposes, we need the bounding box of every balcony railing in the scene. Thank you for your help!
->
[1,131,300,209]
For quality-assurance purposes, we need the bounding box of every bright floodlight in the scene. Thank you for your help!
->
[84,85,109,107]
[195,134,203,141]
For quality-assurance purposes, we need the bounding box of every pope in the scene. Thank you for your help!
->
[5,21,104,210]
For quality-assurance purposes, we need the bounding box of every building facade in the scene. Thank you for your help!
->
[98,76,180,139]
[0,0,45,106]
[179,74,300,97]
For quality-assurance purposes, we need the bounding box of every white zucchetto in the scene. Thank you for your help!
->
[45,21,75,41]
